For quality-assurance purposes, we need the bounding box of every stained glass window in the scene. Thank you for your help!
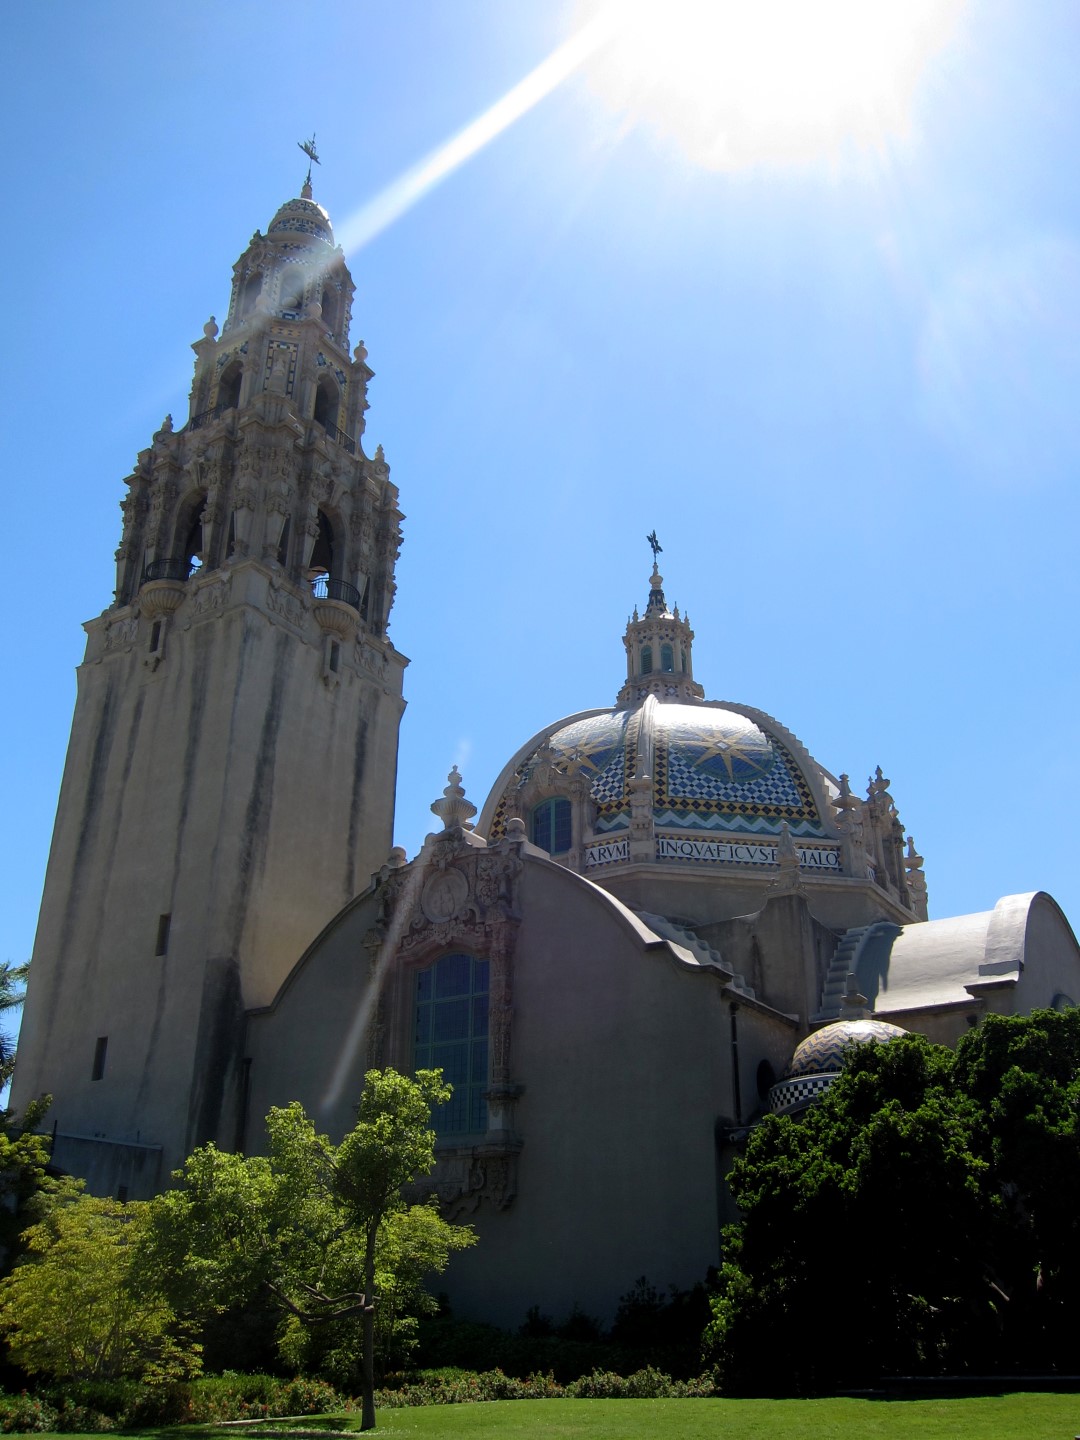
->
[414,953,489,1135]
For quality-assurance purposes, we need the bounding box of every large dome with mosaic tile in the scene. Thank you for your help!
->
[476,553,925,908]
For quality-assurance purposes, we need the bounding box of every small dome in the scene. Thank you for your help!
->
[786,1019,909,1078]
[766,1018,909,1116]
[267,196,334,246]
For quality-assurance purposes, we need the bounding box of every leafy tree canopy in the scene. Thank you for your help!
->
[707,1010,1080,1392]
[145,1068,475,1429]
[0,1193,200,1382]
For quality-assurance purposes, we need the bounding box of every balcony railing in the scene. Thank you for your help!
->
[319,421,357,455]
[143,558,191,584]
[311,575,361,610]
[186,402,232,432]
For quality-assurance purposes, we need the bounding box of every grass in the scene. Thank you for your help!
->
[25,1392,1080,1440]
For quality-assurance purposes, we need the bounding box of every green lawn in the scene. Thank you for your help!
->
[27,1392,1080,1440]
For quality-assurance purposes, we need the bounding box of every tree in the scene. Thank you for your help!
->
[706,1011,1080,1391]
[147,1068,475,1429]
[0,1096,63,1272]
[0,1194,200,1381]
[0,960,29,1089]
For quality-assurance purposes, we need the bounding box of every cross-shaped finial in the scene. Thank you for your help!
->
[646,530,662,560]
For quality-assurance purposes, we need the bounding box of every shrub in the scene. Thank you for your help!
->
[375,1367,565,1406]
[0,1391,59,1434]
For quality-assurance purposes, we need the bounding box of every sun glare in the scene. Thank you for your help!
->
[578,0,967,171]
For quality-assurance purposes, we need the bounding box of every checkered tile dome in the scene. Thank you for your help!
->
[490,702,828,841]
[268,196,335,246]
[786,1019,909,1079]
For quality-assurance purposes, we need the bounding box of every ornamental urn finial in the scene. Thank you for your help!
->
[430,765,477,831]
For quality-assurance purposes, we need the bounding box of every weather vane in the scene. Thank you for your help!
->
[298,133,321,189]
[646,530,662,560]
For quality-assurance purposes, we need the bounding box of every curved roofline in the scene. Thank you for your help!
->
[475,707,615,836]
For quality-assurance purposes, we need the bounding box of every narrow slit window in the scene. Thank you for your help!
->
[91,1036,108,1082]
[155,913,171,956]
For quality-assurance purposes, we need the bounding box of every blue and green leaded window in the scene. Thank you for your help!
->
[414,953,489,1135]
[530,796,572,855]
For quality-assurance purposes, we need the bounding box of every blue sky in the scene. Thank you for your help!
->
[3,0,1079,992]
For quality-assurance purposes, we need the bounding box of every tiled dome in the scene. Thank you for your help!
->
[267,196,335,246]
[487,700,828,845]
[766,1018,908,1116]
[786,1018,909,1078]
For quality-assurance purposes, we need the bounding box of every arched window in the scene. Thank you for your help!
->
[218,361,242,412]
[313,375,339,433]
[640,645,653,675]
[414,953,489,1135]
[531,796,572,855]
[681,649,687,673]
[661,643,674,673]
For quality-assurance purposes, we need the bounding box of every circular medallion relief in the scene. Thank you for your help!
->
[421,868,469,923]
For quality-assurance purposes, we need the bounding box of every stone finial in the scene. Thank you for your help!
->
[387,846,407,869]
[834,773,855,823]
[354,340,368,364]
[204,316,218,339]
[430,765,477,831]
[160,413,173,434]
[840,972,870,1020]
[504,816,527,843]
[374,443,385,462]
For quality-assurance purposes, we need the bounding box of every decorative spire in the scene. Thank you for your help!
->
[616,542,704,708]
[298,133,321,199]
[430,765,477,831]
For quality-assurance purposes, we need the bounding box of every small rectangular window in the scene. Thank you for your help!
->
[117,1185,129,1204]
[155,913,171,956]
[149,620,162,652]
[91,1036,108,1081]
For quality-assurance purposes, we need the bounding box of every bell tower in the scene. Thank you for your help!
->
[13,180,408,1198]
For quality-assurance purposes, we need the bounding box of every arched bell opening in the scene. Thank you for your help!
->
[217,360,242,412]
[320,284,339,334]
[237,271,262,320]
[640,644,653,675]
[309,509,336,581]
[313,374,340,435]
[175,491,209,576]
[661,643,675,674]
[279,265,306,316]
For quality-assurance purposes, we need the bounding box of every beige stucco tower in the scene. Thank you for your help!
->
[12,180,407,1198]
